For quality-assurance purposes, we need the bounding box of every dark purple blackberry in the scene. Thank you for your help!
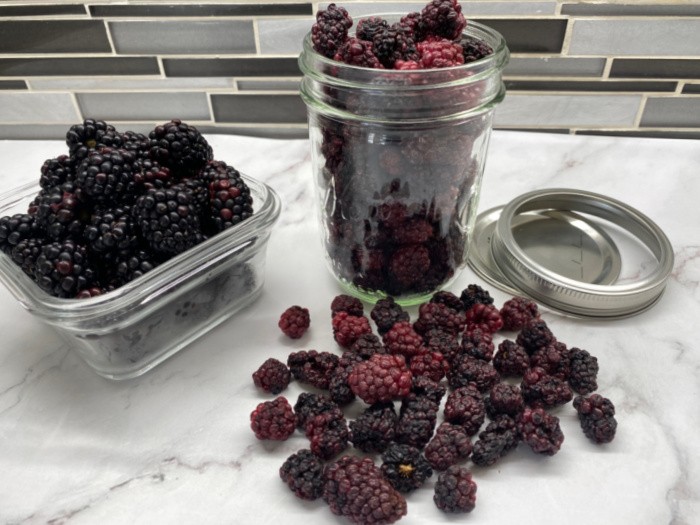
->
[568,347,599,395]
[399,12,422,36]
[380,443,433,493]
[409,351,449,382]
[430,290,463,311]
[355,16,388,41]
[423,328,460,363]
[84,205,137,253]
[279,449,324,501]
[349,333,385,359]
[371,296,409,335]
[66,119,121,162]
[461,327,495,361]
[114,248,160,285]
[425,422,473,471]
[333,37,384,68]
[448,354,500,393]
[517,318,556,354]
[75,147,138,203]
[0,214,40,254]
[419,0,467,41]
[460,284,494,311]
[413,301,465,336]
[395,394,439,449]
[459,35,494,63]
[39,155,73,190]
[330,294,364,317]
[530,341,571,380]
[311,3,353,59]
[11,237,48,278]
[253,357,291,394]
[133,157,173,191]
[521,367,573,409]
[287,350,339,390]
[517,407,564,456]
[349,401,397,453]
[573,394,617,444]
[410,375,446,405]
[148,119,213,176]
[207,175,254,232]
[34,240,96,298]
[133,184,205,255]
[29,184,86,241]
[444,386,485,436]
[329,351,363,405]
[119,130,150,159]
[372,24,419,69]
[433,466,477,513]
[471,415,520,467]
[499,296,540,331]
[199,159,238,183]
[388,244,430,289]
[250,396,296,441]
[305,407,349,460]
[493,339,530,377]
[485,383,524,418]
[294,392,338,430]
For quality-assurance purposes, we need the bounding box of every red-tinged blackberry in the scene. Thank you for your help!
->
[444,386,485,435]
[311,3,353,59]
[380,443,433,493]
[417,36,465,68]
[287,350,339,390]
[516,318,556,354]
[75,147,138,203]
[413,301,465,336]
[334,37,384,68]
[279,449,324,501]
[348,353,412,404]
[521,367,573,409]
[323,455,407,525]
[372,24,419,69]
[34,240,96,298]
[330,294,364,317]
[252,357,291,394]
[148,119,213,176]
[294,392,338,430]
[29,184,86,241]
[114,248,160,285]
[120,130,150,159]
[430,290,463,311]
[434,466,477,513]
[207,175,254,232]
[448,355,500,393]
[0,214,40,254]
[500,296,540,331]
[199,159,238,183]
[517,407,564,456]
[471,415,519,467]
[133,157,172,190]
[423,328,460,363]
[250,396,296,441]
[399,12,422,36]
[329,351,364,405]
[391,217,433,245]
[11,237,48,278]
[574,394,617,444]
[305,407,349,460]
[493,339,530,377]
[530,341,571,381]
[465,302,503,334]
[459,35,494,63]
[66,119,121,162]
[75,286,104,299]
[332,311,372,348]
[461,326,495,361]
[85,205,137,253]
[388,244,430,289]
[395,394,439,449]
[485,383,524,418]
[383,321,425,358]
[278,305,310,339]
[460,283,494,311]
[39,155,73,190]
[425,422,472,471]
[349,401,397,453]
[350,333,385,359]
[411,375,446,405]
[355,16,388,41]
[371,296,409,335]
[409,351,449,382]
[568,347,599,395]
[419,0,467,41]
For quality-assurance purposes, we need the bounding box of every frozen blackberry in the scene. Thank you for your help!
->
[461,327,495,361]
[530,341,571,380]
[113,248,160,285]
[119,130,150,159]
[207,175,254,232]
[85,205,137,253]
[500,296,540,331]
[330,294,364,317]
[388,244,430,289]
[459,34,494,63]
[349,401,397,453]
[279,449,325,501]
[395,394,439,449]
[29,184,86,241]
[444,386,485,435]
[148,119,213,176]
[0,214,40,254]
[419,0,467,41]
[417,37,465,68]
[434,466,477,513]
[425,422,472,471]
[574,394,617,444]
[294,392,338,430]
[250,396,296,441]
[460,284,494,311]
[568,347,599,395]
[517,318,556,354]
[465,303,503,334]
[372,24,419,69]
[278,305,311,339]
[10,237,47,278]
[323,455,407,525]
[349,333,385,359]
[75,147,138,203]
[66,119,121,162]
[383,321,425,358]
[430,290,463,311]
[39,155,73,190]
[517,407,564,456]
[409,351,449,382]
[287,350,339,390]
[371,296,409,335]
[423,329,460,363]
[521,367,573,409]
[413,302,465,335]
[332,311,372,348]
[493,339,530,377]
[348,353,412,404]
[411,375,446,405]
[329,351,363,405]
[471,415,519,467]
[311,3,353,59]
[253,357,291,394]
[380,443,433,493]
[334,37,384,68]
[485,383,524,418]
[448,354,500,393]
[399,12,422,36]
[34,240,96,298]
[305,407,349,460]
[355,16,388,41]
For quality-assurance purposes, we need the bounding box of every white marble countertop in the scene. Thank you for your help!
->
[0,131,698,524]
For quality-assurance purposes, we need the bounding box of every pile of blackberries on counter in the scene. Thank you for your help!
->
[0,119,254,299]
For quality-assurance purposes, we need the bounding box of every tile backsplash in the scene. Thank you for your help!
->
[0,1,698,140]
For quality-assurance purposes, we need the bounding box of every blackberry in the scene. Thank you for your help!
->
[434,466,477,513]
[380,443,433,493]
[461,326,495,361]
[568,347,599,395]
[372,24,419,69]
[329,351,363,405]
[199,159,239,183]
[383,321,425,358]
[148,119,213,176]
[349,401,397,453]
[444,386,485,435]
[417,37,465,68]
[419,0,467,41]
[521,367,573,409]
[430,290,463,311]
[517,407,564,456]
[425,422,472,471]
[460,284,494,311]
[113,248,160,285]
[334,37,384,68]
[0,214,40,254]
[471,415,519,467]
[250,396,296,441]
[279,449,324,501]
[485,383,524,418]
[332,311,372,348]
[355,16,388,41]
[348,353,412,404]
[330,293,364,317]
[294,392,338,430]
[252,357,291,394]
[311,3,353,59]
[465,302,503,334]
[423,329,460,363]
[530,341,571,380]
[408,351,449,382]
[395,394,439,449]
[207,175,254,232]
[410,375,446,405]
[573,394,617,444]
[500,296,540,331]
[349,333,385,359]
[323,455,407,525]
[120,130,150,159]
[66,119,121,162]
[39,155,73,190]
[75,147,138,203]
[132,157,172,191]
[460,35,494,63]
[11,237,48,277]
[371,296,409,335]
[493,339,530,377]
[85,205,137,253]
[287,350,339,390]
[516,318,556,354]
[34,240,96,298]
[305,407,349,460]
[388,244,430,288]
[413,301,465,335]
[399,12,422,36]
[448,354,500,393]
[29,184,85,241]
[278,305,311,339]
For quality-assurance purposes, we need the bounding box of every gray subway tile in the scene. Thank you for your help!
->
[196,125,309,139]
[0,5,87,16]
[77,93,211,121]
[640,98,700,128]
[494,94,641,127]
[0,124,74,140]
[504,80,677,93]
[211,94,307,124]
[91,3,311,17]
[0,93,78,123]
[237,79,301,91]
[575,129,700,141]
[0,80,27,90]
[610,59,700,80]
[682,84,700,94]
[0,21,110,53]
[109,20,255,55]
[562,3,700,16]
[30,77,233,91]
[570,20,700,56]
[319,2,555,17]
[0,57,159,77]
[505,57,605,77]
[472,19,567,53]
[258,18,313,55]
[164,58,300,77]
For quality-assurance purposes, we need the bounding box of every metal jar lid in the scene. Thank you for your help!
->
[469,188,674,319]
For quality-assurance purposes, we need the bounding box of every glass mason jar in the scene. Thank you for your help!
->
[299,19,509,305]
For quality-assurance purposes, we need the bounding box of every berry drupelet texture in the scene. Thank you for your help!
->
[444,386,486,435]
[460,284,494,311]
[350,333,385,359]
[334,37,384,68]
[372,24,419,69]
[395,394,440,449]
[66,119,121,162]
[471,415,519,467]
[460,35,494,63]
[332,311,373,348]
[408,351,449,382]
[493,339,530,377]
[383,321,425,358]
[34,240,96,298]
[279,449,325,501]
[371,296,410,335]
[349,401,398,453]
[485,382,524,418]
[425,422,473,470]
[253,357,291,394]
[419,0,467,40]
[148,119,212,175]
[311,3,353,59]
[434,466,477,513]
[411,375,446,405]
[278,305,311,339]
[530,341,571,381]
[430,290,464,311]
[355,16,389,41]
[517,318,556,354]
[348,353,413,404]
[331,294,364,317]
[287,350,339,390]
[517,407,564,456]
[380,443,433,493]
[294,392,338,430]
[448,354,500,392]
[416,37,465,68]
[305,407,350,460]
[465,303,504,334]
[413,301,465,335]
[499,296,540,331]
[574,394,617,444]
[520,366,573,409]
[568,347,599,395]
[250,396,296,440]
[461,327,495,361]
[328,351,364,405]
